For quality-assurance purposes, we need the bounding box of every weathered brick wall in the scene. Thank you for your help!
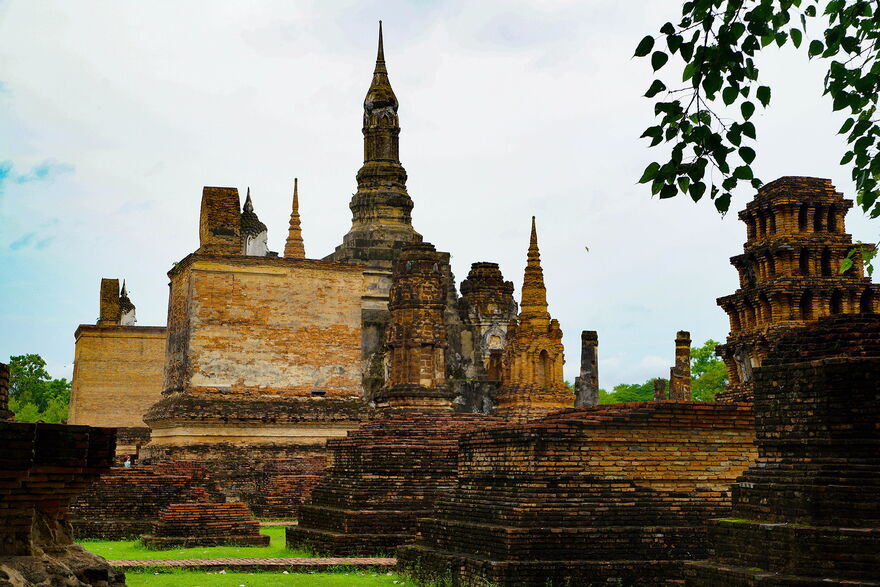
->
[160,254,363,398]
[287,412,505,555]
[686,314,880,584]
[142,503,269,548]
[0,420,124,585]
[399,402,757,586]
[68,325,166,434]
[70,460,226,539]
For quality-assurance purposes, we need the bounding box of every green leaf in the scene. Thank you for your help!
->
[645,79,667,98]
[839,118,855,134]
[659,183,678,199]
[742,121,756,139]
[841,151,854,165]
[683,61,698,82]
[809,39,824,57]
[756,85,771,107]
[722,86,738,106]
[739,146,756,164]
[714,193,732,213]
[634,35,655,57]
[639,162,661,184]
[688,181,706,202]
[791,28,803,48]
[839,256,854,274]
[651,51,669,71]
[741,101,755,120]
[678,176,691,192]
[733,165,754,180]
[660,22,675,35]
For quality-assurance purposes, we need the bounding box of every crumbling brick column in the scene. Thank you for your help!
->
[0,362,12,421]
[574,330,599,407]
[669,330,692,401]
[374,242,454,410]
[653,377,668,400]
[97,278,121,325]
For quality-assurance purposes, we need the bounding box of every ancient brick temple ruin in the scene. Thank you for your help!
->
[0,363,125,586]
[68,278,166,458]
[686,314,880,584]
[399,401,757,586]
[286,244,505,554]
[493,217,572,421]
[142,503,269,549]
[716,176,880,401]
[139,184,369,517]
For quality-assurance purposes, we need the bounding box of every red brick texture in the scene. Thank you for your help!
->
[141,502,269,548]
[398,402,757,586]
[685,314,880,584]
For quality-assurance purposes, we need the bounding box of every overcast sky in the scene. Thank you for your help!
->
[1,1,876,389]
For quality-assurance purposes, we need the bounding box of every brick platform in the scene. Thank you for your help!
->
[398,402,757,586]
[142,502,270,548]
[70,460,226,539]
[685,314,880,585]
[286,411,504,555]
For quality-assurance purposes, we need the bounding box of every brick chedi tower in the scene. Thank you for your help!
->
[284,178,306,259]
[716,176,880,402]
[494,217,572,420]
[287,243,504,555]
[374,243,454,409]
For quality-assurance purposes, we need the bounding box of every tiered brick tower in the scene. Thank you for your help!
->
[374,243,453,409]
[457,263,518,377]
[287,243,504,555]
[325,23,424,381]
[494,217,571,420]
[686,314,880,584]
[284,178,305,259]
[717,176,880,401]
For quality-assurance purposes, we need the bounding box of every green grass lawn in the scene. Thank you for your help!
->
[78,526,315,561]
[125,569,409,586]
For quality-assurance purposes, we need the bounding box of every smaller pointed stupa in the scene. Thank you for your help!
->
[284,178,306,259]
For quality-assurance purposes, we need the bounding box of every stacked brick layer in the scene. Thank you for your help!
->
[686,314,880,585]
[70,460,226,539]
[142,502,269,548]
[286,412,504,555]
[0,420,124,586]
[399,402,757,586]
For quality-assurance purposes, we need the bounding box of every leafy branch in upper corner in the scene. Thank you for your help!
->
[636,0,880,221]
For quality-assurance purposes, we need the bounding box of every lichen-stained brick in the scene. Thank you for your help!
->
[69,325,166,433]
[161,253,364,398]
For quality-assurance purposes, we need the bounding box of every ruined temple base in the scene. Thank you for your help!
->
[399,402,757,587]
[398,550,685,586]
[142,503,269,549]
[286,411,505,556]
[685,315,880,586]
[142,396,372,519]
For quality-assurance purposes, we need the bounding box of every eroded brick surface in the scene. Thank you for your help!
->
[685,314,880,585]
[142,502,269,548]
[399,402,757,586]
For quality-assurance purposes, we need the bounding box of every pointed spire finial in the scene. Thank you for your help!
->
[519,216,550,326]
[374,20,387,74]
[284,178,306,259]
[244,187,253,212]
